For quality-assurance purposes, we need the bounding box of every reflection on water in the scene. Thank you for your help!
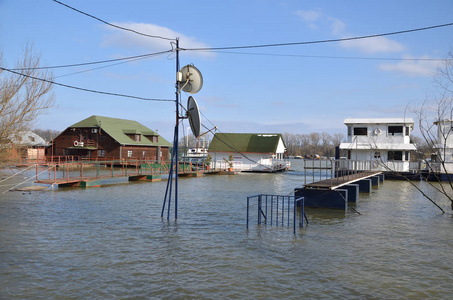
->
[1,160,453,299]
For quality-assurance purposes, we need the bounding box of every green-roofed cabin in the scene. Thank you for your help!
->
[50,115,171,161]
[208,133,290,172]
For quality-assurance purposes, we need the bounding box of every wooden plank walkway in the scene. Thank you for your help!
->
[35,172,140,186]
[304,171,382,190]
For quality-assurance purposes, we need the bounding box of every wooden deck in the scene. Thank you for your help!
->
[304,171,382,190]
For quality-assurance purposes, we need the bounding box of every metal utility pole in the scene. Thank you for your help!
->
[162,38,180,220]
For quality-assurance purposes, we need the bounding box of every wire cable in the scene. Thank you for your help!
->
[54,51,165,79]
[197,109,275,168]
[181,22,453,51]
[11,50,173,71]
[51,0,176,41]
[0,66,174,102]
[195,50,447,61]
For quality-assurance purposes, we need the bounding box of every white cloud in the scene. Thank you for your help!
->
[380,55,440,76]
[295,10,322,23]
[102,22,213,58]
[340,36,405,54]
[328,17,346,36]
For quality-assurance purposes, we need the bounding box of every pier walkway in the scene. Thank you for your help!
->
[296,160,385,210]
[32,159,215,188]
[304,171,382,190]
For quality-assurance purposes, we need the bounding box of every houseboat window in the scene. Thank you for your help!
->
[135,134,141,142]
[374,151,381,159]
[388,151,403,161]
[388,126,403,136]
[353,127,367,136]
[127,150,133,157]
[347,126,352,136]
[98,150,105,157]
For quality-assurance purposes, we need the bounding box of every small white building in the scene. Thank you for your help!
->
[339,118,416,172]
[433,119,453,174]
[208,133,290,172]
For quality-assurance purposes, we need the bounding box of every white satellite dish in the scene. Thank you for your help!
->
[178,65,203,94]
[187,96,201,138]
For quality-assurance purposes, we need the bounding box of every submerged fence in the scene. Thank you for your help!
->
[246,194,308,233]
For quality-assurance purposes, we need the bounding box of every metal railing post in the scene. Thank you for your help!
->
[246,196,250,229]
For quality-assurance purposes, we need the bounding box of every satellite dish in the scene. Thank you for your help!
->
[178,65,203,94]
[187,96,201,138]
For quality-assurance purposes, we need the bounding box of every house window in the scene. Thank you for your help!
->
[127,150,133,157]
[388,151,403,161]
[135,134,141,142]
[347,126,352,136]
[374,151,381,159]
[98,150,105,157]
[353,127,367,136]
[92,128,98,133]
[388,126,403,136]
[153,136,158,143]
[142,151,146,158]
[405,126,410,136]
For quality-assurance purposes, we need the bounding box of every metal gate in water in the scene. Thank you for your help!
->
[246,194,308,233]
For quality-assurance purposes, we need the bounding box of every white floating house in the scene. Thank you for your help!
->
[433,119,453,174]
[339,118,416,172]
[208,133,290,172]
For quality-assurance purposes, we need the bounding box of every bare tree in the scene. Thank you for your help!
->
[410,51,453,211]
[32,129,61,142]
[320,132,332,157]
[309,132,321,157]
[331,132,345,147]
[298,134,310,157]
[0,45,54,163]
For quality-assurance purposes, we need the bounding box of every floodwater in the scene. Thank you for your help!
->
[1,160,452,299]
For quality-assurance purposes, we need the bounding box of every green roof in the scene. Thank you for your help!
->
[208,133,284,153]
[69,115,171,147]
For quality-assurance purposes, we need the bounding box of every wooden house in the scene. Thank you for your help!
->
[6,131,48,162]
[208,133,290,172]
[50,115,171,161]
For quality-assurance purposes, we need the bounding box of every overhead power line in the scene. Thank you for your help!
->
[11,50,173,71]
[0,66,174,102]
[199,50,446,61]
[51,0,176,41]
[181,22,453,51]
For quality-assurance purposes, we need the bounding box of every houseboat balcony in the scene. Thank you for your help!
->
[335,159,411,173]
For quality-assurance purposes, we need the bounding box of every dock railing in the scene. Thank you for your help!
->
[303,159,378,186]
[246,194,308,233]
[32,159,209,185]
[213,159,290,172]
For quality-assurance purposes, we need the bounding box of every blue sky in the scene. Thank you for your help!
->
[1,0,452,141]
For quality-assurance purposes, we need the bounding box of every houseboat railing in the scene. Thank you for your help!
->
[246,194,308,234]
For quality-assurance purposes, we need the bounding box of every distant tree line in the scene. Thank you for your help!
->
[32,129,61,142]
[282,132,345,158]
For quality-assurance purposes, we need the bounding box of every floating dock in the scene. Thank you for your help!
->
[295,171,384,210]
[32,160,216,188]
